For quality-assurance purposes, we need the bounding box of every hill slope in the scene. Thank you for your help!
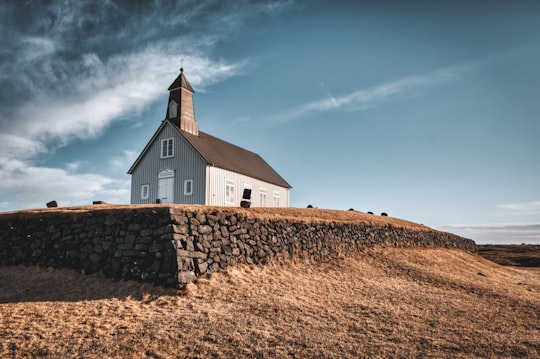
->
[1,247,539,358]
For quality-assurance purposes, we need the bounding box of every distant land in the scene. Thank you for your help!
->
[477,244,540,268]
[438,224,540,245]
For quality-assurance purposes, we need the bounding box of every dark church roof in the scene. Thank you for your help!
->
[167,68,195,92]
[179,126,291,188]
[128,120,291,189]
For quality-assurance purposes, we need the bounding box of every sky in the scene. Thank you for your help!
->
[0,0,539,244]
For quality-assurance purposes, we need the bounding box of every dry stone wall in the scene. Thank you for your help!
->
[0,206,476,287]
[0,207,178,286]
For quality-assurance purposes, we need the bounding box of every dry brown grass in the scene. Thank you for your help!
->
[1,247,538,358]
[2,204,431,231]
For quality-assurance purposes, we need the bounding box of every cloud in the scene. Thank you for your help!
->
[0,46,246,211]
[497,200,540,212]
[9,48,245,146]
[109,151,139,173]
[19,37,57,62]
[0,158,130,211]
[274,64,469,123]
[0,0,286,153]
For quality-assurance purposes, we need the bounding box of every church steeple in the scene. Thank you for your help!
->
[167,68,198,136]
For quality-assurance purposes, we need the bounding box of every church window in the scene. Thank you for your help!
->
[273,192,280,207]
[168,100,178,119]
[184,179,193,196]
[141,184,149,199]
[259,189,267,207]
[225,180,235,204]
[161,138,174,158]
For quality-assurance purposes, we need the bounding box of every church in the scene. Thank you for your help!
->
[128,68,291,207]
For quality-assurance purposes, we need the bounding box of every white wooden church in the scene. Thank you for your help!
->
[128,68,291,207]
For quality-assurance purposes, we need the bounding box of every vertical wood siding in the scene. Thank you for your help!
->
[130,123,206,204]
[206,167,290,207]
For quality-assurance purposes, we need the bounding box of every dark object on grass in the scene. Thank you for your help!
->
[46,200,57,208]
[93,201,107,205]
[307,204,313,208]
[241,189,252,208]
[367,211,374,215]
[348,208,355,211]
[381,212,388,216]
[240,201,250,208]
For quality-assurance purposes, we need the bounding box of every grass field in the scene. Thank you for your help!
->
[1,246,539,358]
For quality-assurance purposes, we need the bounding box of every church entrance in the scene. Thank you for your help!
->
[158,169,175,204]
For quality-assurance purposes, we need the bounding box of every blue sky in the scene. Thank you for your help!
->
[0,1,539,244]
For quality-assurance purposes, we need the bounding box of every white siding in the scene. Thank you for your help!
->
[206,166,289,207]
[130,123,206,204]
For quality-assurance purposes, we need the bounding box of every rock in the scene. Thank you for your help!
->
[179,257,194,271]
[183,240,195,251]
[178,271,197,284]
[196,260,208,274]
[89,253,101,263]
[198,225,212,234]
[196,213,206,224]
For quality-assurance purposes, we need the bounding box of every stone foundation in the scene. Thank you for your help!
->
[0,206,476,287]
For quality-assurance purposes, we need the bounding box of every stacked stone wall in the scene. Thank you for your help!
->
[169,208,476,284]
[0,208,178,286]
[0,207,476,287]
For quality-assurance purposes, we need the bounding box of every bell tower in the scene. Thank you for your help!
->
[166,68,198,136]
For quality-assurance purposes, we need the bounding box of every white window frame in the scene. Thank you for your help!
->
[141,184,149,200]
[259,188,267,207]
[161,138,174,158]
[225,180,235,204]
[273,191,280,207]
[184,179,193,196]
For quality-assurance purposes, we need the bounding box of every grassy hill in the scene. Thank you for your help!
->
[1,247,539,358]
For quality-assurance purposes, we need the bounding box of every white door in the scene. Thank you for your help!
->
[158,169,174,204]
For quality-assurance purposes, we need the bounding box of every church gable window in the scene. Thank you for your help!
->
[161,138,174,158]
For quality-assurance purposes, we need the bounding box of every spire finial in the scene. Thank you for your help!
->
[180,57,184,73]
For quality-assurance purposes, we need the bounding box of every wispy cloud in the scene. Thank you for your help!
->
[320,82,339,108]
[108,151,139,173]
[10,48,244,145]
[497,200,540,212]
[273,64,470,124]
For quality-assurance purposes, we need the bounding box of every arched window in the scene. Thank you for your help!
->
[168,100,178,119]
